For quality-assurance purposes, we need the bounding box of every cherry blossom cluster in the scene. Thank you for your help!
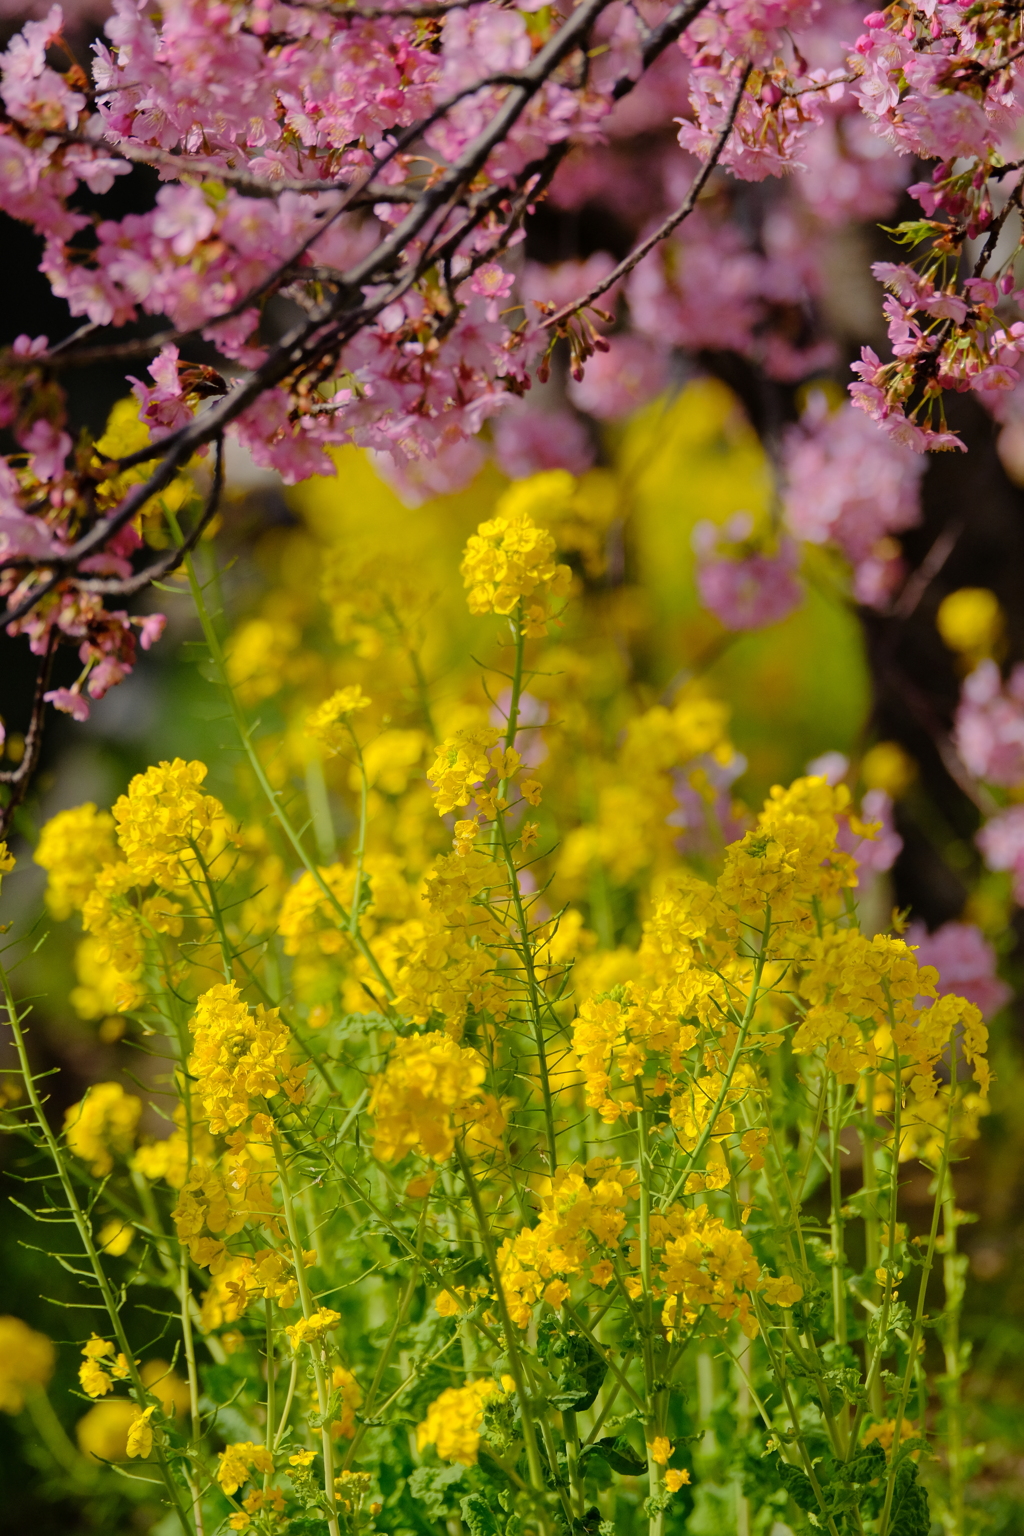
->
[0,0,1023,802]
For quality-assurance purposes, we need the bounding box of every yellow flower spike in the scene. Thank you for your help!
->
[64,1082,142,1178]
[648,1437,673,1467]
[0,1317,55,1413]
[217,1441,274,1496]
[416,1380,499,1465]
[126,1404,155,1459]
[34,803,118,918]
[460,481,573,632]
[284,1308,341,1349]
[187,981,307,1135]
[112,758,227,888]
[368,1032,488,1163]
[305,686,372,756]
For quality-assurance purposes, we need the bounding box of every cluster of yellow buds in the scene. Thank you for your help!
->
[416,1379,501,1465]
[284,1308,341,1349]
[79,1336,131,1398]
[460,479,572,637]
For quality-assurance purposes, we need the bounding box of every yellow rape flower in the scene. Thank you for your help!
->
[427,726,502,816]
[936,587,1003,658]
[79,1336,131,1398]
[187,981,307,1135]
[34,803,117,918]
[64,1082,141,1176]
[217,1441,275,1496]
[665,1468,691,1492]
[284,1308,341,1349]
[368,1032,488,1163]
[289,1449,316,1467]
[77,1398,137,1462]
[305,686,371,755]
[648,1436,673,1466]
[416,1379,499,1465]
[460,487,572,634]
[761,1274,803,1306]
[331,1364,362,1438]
[112,758,227,888]
[0,1317,55,1412]
[126,1404,155,1458]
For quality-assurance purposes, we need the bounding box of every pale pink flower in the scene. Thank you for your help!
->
[44,686,90,721]
[905,920,1012,1019]
[492,407,594,479]
[954,660,1024,787]
[977,804,1024,903]
[567,334,669,421]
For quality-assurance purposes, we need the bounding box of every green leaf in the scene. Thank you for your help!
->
[537,1316,608,1411]
[581,1436,647,1476]
[776,1459,818,1514]
[460,1493,501,1536]
[407,1464,466,1520]
[888,1459,931,1536]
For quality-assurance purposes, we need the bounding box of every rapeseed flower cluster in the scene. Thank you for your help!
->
[305,686,371,755]
[217,1440,275,1496]
[460,478,572,636]
[112,758,228,888]
[78,1336,131,1398]
[64,1082,141,1177]
[20,436,1003,1536]
[33,804,118,918]
[498,1161,638,1325]
[416,1379,500,1465]
[368,1033,492,1163]
[0,1317,54,1413]
[187,982,307,1136]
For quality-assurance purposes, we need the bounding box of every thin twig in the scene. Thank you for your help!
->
[541,63,752,331]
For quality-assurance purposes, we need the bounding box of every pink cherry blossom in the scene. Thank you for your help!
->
[44,686,90,721]
[567,333,669,421]
[693,517,804,631]
[954,660,1024,787]
[977,804,1024,902]
[905,920,1012,1019]
[492,407,595,480]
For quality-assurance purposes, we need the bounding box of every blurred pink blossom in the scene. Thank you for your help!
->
[906,919,1012,1019]
[977,804,1024,902]
[567,334,669,421]
[954,660,1024,787]
[693,514,803,631]
[492,407,594,480]
[782,396,925,606]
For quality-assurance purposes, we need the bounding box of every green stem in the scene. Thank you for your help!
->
[166,511,394,1002]
[272,1133,340,1536]
[942,1169,965,1536]
[662,904,772,1209]
[454,1142,552,1534]
[0,962,194,1535]
[876,1065,957,1536]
